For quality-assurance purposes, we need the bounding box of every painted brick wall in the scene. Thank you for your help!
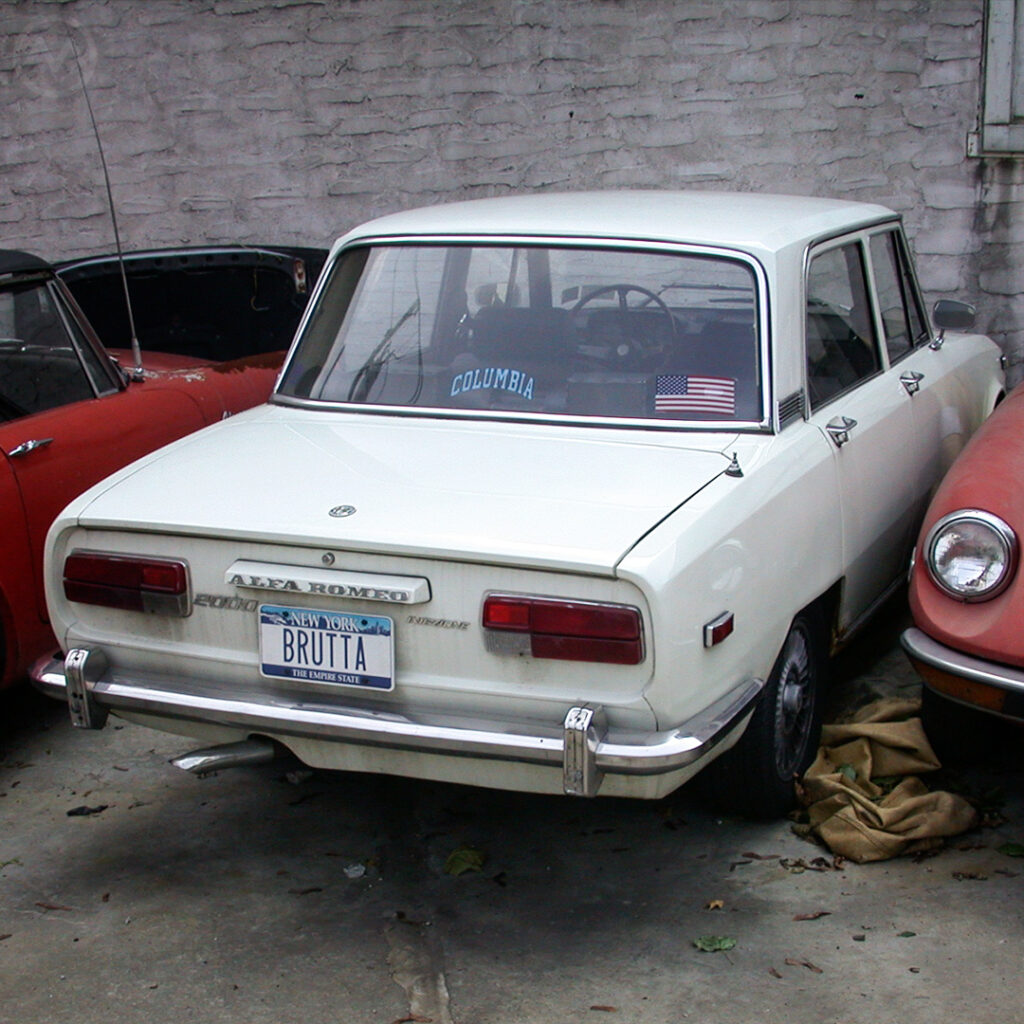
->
[2,0,1023,376]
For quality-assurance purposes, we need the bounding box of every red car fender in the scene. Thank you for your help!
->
[909,385,1024,668]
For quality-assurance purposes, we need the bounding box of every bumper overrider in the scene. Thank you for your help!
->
[901,626,1024,721]
[32,648,762,797]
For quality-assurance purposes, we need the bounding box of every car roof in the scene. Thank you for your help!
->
[0,249,53,276]
[339,190,899,256]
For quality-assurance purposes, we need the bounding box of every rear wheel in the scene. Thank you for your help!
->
[703,611,825,818]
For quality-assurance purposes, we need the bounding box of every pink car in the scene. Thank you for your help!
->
[902,379,1024,754]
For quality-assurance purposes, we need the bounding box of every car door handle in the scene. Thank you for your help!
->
[900,370,925,395]
[825,416,857,447]
[8,437,54,457]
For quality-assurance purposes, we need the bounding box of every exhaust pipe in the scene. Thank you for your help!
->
[171,738,278,777]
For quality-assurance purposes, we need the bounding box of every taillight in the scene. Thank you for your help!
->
[482,594,644,664]
[63,550,191,616]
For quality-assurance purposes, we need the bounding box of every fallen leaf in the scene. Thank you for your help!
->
[589,1007,618,1013]
[785,958,823,973]
[389,1016,433,1024]
[444,845,486,876]
[768,967,782,979]
[693,935,737,952]
[728,860,752,872]
[288,887,323,895]
[35,902,73,912]
[897,931,916,938]
[998,842,1024,858]
[793,911,831,921]
[704,899,724,911]
[741,851,781,860]
[0,934,11,941]
[781,856,843,873]
[66,805,108,817]
[952,872,988,881]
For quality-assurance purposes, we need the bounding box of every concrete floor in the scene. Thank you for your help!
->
[2,605,1022,1024]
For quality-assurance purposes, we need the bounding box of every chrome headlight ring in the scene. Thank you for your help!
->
[924,508,1019,603]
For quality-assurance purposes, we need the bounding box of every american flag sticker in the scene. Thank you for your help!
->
[655,374,736,415]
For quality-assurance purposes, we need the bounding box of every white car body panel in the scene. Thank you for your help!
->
[56,406,737,574]
[35,191,1005,805]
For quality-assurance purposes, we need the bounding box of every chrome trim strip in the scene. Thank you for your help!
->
[270,392,770,434]
[226,560,431,605]
[32,651,762,781]
[901,627,1024,696]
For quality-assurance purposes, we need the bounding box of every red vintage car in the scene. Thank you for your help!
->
[902,375,1024,754]
[0,249,285,689]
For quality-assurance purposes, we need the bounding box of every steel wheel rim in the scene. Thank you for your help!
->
[773,623,815,778]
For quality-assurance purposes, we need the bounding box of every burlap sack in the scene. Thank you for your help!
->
[799,698,977,862]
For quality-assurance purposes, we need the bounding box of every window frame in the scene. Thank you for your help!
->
[803,236,886,413]
[970,0,1024,156]
[864,227,931,367]
[275,234,775,433]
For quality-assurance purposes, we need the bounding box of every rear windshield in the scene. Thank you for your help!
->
[278,244,762,423]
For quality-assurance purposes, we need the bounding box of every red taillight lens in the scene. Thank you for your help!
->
[483,594,644,665]
[63,551,191,616]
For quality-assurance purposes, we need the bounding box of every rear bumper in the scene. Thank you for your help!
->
[32,647,762,797]
[901,626,1024,721]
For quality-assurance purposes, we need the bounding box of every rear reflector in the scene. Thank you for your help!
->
[63,550,191,616]
[483,594,644,665]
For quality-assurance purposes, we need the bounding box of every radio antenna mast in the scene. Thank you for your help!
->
[67,27,144,380]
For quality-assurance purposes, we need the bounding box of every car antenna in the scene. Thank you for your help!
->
[67,28,144,382]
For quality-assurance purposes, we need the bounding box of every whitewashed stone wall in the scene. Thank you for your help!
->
[2,0,1023,375]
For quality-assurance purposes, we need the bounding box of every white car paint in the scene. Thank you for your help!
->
[35,191,1005,810]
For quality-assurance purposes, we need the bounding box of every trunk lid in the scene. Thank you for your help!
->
[69,406,737,574]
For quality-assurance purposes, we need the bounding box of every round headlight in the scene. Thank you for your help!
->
[925,509,1018,602]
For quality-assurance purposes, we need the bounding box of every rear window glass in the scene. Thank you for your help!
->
[279,244,763,423]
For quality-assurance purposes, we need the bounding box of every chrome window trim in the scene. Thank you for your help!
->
[275,234,773,432]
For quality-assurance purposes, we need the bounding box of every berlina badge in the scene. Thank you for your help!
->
[329,505,356,518]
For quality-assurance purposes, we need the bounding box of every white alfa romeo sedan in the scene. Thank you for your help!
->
[34,192,1003,816]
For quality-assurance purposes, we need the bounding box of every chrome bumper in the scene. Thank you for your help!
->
[32,648,762,797]
[901,627,1024,698]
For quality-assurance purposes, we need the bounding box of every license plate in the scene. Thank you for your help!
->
[259,604,394,690]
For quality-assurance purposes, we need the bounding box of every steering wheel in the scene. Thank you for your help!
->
[571,284,676,367]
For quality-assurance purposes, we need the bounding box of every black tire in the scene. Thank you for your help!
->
[702,610,826,818]
[920,685,997,766]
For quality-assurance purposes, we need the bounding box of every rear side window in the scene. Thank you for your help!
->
[805,242,881,410]
[869,230,929,364]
